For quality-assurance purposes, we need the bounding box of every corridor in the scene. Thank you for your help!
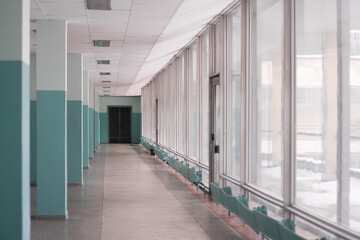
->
[31,144,244,240]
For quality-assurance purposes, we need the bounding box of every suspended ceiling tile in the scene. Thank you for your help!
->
[98,66,119,72]
[124,36,158,44]
[126,27,164,37]
[128,17,170,29]
[131,3,178,18]
[111,0,132,10]
[40,2,86,16]
[91,31,125,40]
[110,40,124,47]
[88,10,130,23]
[94,47,123,55]
[133,0,181,4]
[47,15,87,22]
[90,23,127,33]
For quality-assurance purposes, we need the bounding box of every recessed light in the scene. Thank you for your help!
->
[93,40,110,47]
[100,72,111,76]
[87,0,111,10]
[97,60,110,64]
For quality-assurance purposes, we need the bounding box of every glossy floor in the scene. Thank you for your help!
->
[31,144,245,240]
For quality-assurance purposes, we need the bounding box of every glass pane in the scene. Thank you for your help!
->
[178,56,185,154]
[226,6,241,179]
[188,44,198,159]
[249,0,284,197]
[201,33,210,166]
[170,63,176,149]
[214,85,220,183]
[295,0,338,221]
[348,0,360,231]
[214,22,220,74]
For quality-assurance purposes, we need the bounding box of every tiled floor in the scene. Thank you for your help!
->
[31,144,246,240]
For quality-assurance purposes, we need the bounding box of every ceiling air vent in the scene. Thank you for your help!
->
[97,60,110,64]
[93,40,111,47]
[102,80,111,83]
[87,0,111,10]
[100,72,111,76]
[103,86,111,89]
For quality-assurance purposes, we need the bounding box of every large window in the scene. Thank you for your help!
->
[214,22,220,74]
[226,6,241,179]
[178,55,186,154]
[170,63,177,150]
[249,0,284,197]
[295,0,360,231]
[188,44,198,159]
[201,33,210,166]
[141,1,360,237]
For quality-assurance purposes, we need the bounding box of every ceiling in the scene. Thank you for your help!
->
[30,0,234,96]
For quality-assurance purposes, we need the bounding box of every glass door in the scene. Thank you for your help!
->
[210,76,220,184]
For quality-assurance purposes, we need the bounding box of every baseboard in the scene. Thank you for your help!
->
[32,214,68,220]
[67,182,83,186]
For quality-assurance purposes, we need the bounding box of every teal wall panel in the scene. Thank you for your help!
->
[89,108,94,158]
[83,105,89,168]
[30,100,37,183]
[94,111,98,148]
[67,101,83,184]
[131,113,142,144]
[0,61,30,240]
[97,112,100,146]
[100,112,109,143]
[36,90,67,216]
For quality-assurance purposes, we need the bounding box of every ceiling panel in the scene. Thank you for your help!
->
[88,10,130,23]
[133,0,182,5]
[40,2,86,16]
[131,3,178,18]
[91,31,125,40]
[31,0,231,96]
[111,0,132,10]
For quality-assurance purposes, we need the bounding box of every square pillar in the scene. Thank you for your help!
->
[89,79,94,158]
[83,71,89,168]
[36,20,67,217]
[67,53,83,184]
[30,53,37,184]
[0,0,30,239]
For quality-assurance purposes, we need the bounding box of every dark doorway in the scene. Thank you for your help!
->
[108,107,131,143]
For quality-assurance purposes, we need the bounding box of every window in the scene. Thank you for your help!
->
[214,22,220,74]
[226,6,241,179]
[201,33,210,166]
[178,55,186,154]
[295,0,338,221]
[188,44,198,159]
[249,0,284,197]
[170,63,177,150]
[295,0,360,231]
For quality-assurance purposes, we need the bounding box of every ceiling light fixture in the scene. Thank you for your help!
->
[97,60,110,64]
[86,0,111,10]
[100,72,111,76]
[93,40,111,47]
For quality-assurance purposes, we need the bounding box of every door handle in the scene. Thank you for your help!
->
[214,145,219,153]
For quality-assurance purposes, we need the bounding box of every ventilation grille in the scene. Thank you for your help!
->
[93,40,111,47]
